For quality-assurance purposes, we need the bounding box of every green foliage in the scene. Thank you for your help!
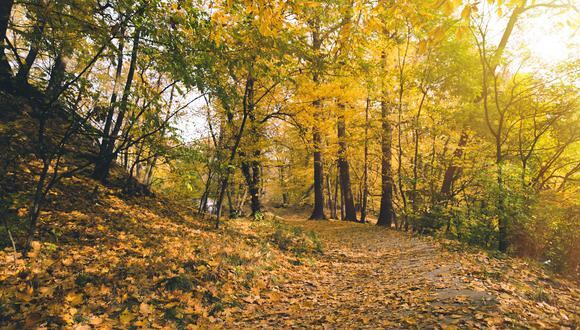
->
[270,221,322,255]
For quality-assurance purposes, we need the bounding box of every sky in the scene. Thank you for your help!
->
[512,4,579,69]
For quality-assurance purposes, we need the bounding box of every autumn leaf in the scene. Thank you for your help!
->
[119,309,135,325]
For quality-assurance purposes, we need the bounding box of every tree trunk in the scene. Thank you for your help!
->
[250,160,262,215]
[309,23,326,220]
[497,162,508,252]
[278,165,289,207]
[239,69,262,218]
[333,166,339,219]
[215,71,252,228]
[337,104,357,221]
[0,0,14,83]
[377,99,394,227]
[98,27,126,172]
[325,173,335,219]
[16,3,48,84]
[241,156,262,218]
[496,134,508,252]
[93,28,140,182]
[227,184,237,218]
[199,169,213,214]
[310,121,326,219]
[411,90,427,213]
[361,97,369,222]
[377,50,395,227]
[46,53,66,100]
[440,131,467,199]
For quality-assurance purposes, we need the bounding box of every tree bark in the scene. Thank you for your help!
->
[16,2,48,84]
[0,0,14,83]
[310,120,326,219]
[214,71,252,228]
[309,22,326,220]
[360,97,369,222]
[337,103,357,221]
[93,28,140,182]
[97,26,126,175]
[377,50,395,227]
[241,155,262,217]
[440,131,467,199]
[377,98,394,227]
[239,68,262,218]
[46,53,66,100]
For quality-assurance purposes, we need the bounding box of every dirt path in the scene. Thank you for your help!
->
[229,218,497,328]
[228,217,579,329]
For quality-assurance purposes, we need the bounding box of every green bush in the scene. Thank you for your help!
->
[270,221,322,255]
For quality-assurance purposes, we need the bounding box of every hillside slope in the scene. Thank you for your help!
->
[0,91,320,328]
[0,174,319,328]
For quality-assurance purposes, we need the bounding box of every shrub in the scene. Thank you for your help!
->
[270,221,322,255]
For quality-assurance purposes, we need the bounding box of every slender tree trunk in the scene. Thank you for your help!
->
[411,90,427,213]
[227,184,236,218]
[496,140,508,252]
[239,71,262,218]
[215,72,252,228]
[143,155,157,187]
[440,131,467,200]
[199,169,213,214]
[250,158,262,216]
[333,166,339,219]
[236,184,248,215]
[0,0,14,82]
[377,51,394,227]
[98,27,126,168]
[279,165,289,207]
[16,2,48,84]
[310,98,326,219]
[326,173,334,218]
[93,28,140,182]
[309,23,326,220]
[46,53,66,100]
[377,98,394,227]
[361,97,369,222]
[396,87,408,230]
[337,103,357,221]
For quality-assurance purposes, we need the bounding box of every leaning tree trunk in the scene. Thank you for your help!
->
[337,104,357,221]
[16,3,48,84]
[98,26,126,170]
[214,72,252,228]
[93,28,140,182]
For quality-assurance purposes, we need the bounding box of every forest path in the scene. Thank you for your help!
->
[229,217,503,328]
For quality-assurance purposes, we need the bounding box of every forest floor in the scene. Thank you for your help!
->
[228,213,580,329]
[1,196,579,329]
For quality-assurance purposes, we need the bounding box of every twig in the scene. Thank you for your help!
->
[2,217,18,265]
